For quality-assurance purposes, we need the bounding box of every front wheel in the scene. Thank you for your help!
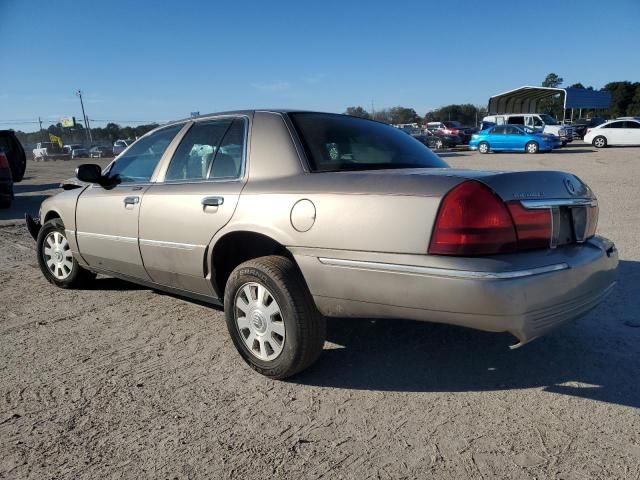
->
[224,255,326,379]
[478,141,490,154]
[525,141,539,154]
[37,219,96,288]
[593,136,607,148]
[435,139,444,150]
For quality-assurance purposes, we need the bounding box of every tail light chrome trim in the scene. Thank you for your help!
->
[318,257,569,280]
[520,198,598,208]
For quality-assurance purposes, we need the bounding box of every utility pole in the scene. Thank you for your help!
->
[38,117,44,141]
[75,89,92,143]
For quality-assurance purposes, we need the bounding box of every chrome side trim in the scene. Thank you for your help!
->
[76,231,138,244]
[139,238,199,250]
[317,257,569,280]
[521,198,597,209]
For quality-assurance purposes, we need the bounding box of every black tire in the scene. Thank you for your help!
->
[525,141,539,154]
[478,141,490,154]
[593,136,607,148]
[36,218,96,288]
[224,255,326,379]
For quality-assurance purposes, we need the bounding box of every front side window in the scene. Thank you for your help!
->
[505,126,521,135]
[491,126,506,135]
[509,116,525,125]
[165,119,232,181]
[604,122,623,129]
[108,124,183,183]
[289,113,448,172]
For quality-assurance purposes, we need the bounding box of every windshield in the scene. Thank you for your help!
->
[539,114,558,125]
[289,113,448,172]
[443,121,462,128]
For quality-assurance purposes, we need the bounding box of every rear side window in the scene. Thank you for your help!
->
[624,121,640,129]
[509,116,525,125]
[289,113,447,172]
[108,124,183,183]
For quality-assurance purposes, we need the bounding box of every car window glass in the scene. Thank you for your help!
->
[509,116,524,125]
[209,118,245,179]
[506,126,521,135]
[604,122,623,129]
[108,124,183,183]
[290,113,447,172]
[0,136,12,153]
[165,119,232,181]
[491,126,505,134]
[624,121,640,129]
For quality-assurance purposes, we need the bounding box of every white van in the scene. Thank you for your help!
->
[482,114,574,144]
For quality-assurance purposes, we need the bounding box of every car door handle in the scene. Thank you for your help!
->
[202,196,224,207]
[123,196,140,206]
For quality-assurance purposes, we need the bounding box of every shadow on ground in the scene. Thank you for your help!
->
[0,194,50,222]
[294,260,640,408]
[13,182,61,194]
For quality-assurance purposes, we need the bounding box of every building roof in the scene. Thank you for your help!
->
[488,86,611,114]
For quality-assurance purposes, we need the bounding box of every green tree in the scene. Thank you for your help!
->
[344,106,370,119]
[627,84,640,117]
[542,73,564,88]
[424,104,486,127]
[603,81,638,117]
[389,106,421,125]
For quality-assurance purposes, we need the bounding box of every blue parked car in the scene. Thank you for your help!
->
[469,124,562,154]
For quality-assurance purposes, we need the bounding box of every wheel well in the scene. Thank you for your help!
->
[211,231,291,296]
[43,211,61,223]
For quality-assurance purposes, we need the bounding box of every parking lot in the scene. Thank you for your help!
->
[1,142,639,479]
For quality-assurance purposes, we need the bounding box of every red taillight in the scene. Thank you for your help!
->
[429,181,517,255]
[506,202,551,249]
[0,152,9,169]
[429,181,554,256]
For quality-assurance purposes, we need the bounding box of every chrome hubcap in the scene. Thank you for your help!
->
[480,144,488,153]
[595,138,604,147]
[234,282,285,361]
[43,231,73,280]
[528,144,536,153]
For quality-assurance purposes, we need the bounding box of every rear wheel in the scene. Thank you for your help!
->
[37,219,96,288]
[435,138,444,150]
[593,136,607,148]
[478,142,490,154]
[224,255,325,379]
[525,141,539,154]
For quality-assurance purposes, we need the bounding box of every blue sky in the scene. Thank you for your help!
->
[1,0,639,131]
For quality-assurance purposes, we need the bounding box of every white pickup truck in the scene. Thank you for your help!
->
[482,114,575,144]
[32,142,71,161]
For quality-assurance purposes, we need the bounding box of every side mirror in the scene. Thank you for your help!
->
[75,164,103,184]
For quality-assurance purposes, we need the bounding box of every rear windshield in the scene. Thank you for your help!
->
[289,113,447,172]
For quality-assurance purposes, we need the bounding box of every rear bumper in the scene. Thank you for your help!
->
[292,237,618,347]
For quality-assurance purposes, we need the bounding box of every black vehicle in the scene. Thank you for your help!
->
[0,151,13,208]
[0,130,27,182]
[415,130,461,149]
[571,117,607,139]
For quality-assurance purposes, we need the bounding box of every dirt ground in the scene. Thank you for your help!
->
[1,144,639,479]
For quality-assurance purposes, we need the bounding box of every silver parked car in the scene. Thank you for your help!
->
[26,110,618,378]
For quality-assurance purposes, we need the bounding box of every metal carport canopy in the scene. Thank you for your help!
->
[488,86,611,114]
